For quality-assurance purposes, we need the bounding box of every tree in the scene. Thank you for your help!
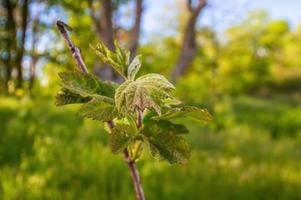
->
[0,0,29,91]
[0,0,49,94]
[171,0,206,82]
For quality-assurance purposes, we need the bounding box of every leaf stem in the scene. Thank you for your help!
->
[56,20,146,200]
[137,110,143,129]
[123,148,146,200]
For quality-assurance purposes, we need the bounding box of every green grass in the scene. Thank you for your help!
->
[0,96,301,200]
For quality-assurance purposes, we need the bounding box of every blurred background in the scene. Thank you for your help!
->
[1,0,301,199]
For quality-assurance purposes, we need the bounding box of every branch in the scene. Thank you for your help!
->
[56,21,88,74]
[123,149,145,200]
[188,0,206,14]
[56,20,145,200]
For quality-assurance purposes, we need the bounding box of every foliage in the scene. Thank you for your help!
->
[1,96,301,199]
[1,4,301,199]
[55,42,212,164]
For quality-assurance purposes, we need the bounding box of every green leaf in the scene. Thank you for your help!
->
[141,121,190,164]
[114,40,130,67]
[59,71,117,98]
[79,97,119,122]
[143,119,189,135]
[136,73,175,90]
[127,55,141,80]
[136,73,176,107]
[155,106,213,122]
[115,80,160,114]
[91,42,130,78]
[109,122,137,154]
[55,88,91,106]
[114,73,175,114]
[142,110,158,124]
[115,80,132,110]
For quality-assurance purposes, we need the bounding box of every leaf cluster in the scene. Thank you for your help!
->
[55,42,212,164]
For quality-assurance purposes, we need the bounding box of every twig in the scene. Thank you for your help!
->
[124,149,145,200]
[56,21,88,74]
[56,20,145,200]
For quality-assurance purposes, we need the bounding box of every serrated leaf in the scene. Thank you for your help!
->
[109,122,137,154]
[55,88,91,106]
[136,73,175,91]
[114,73,175,114]
[136,73,175,107]
[127,55,141,80]
[59,71,117,98]
[155,106,213,122]
[141,121,190,164]
[115,80,160,114]
[79,97,119,122]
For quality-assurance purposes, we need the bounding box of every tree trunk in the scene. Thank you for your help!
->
[171,0,206,82]
[4,52,12,94]
[16,0,29,89]
[3,0,17,93]
[129,0,143,58]
[29,3,41,92]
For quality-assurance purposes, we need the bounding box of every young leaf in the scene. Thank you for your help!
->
[127,55,141,80]
[59,71,117,98]
[115,80,161,114]
[78,97,119,122]
[136,73,175,91]
[91,42,130,78]
[141,121,190,164]
[55,88,91,106]
[155,106,213,122]
[114,73,175,114]
[114,40,130,67]
[136,73,176,107]
[109,122,137,154]
[115,80,133,110]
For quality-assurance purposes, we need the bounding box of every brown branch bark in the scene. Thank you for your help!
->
[171,0,206,82]
[56,21,88,74]
[56,21,145,200]
[123,149,145,200]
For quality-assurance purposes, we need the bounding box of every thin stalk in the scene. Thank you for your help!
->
[124,148,145,200]
[56,20,146,200]
[56,21,88,74]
